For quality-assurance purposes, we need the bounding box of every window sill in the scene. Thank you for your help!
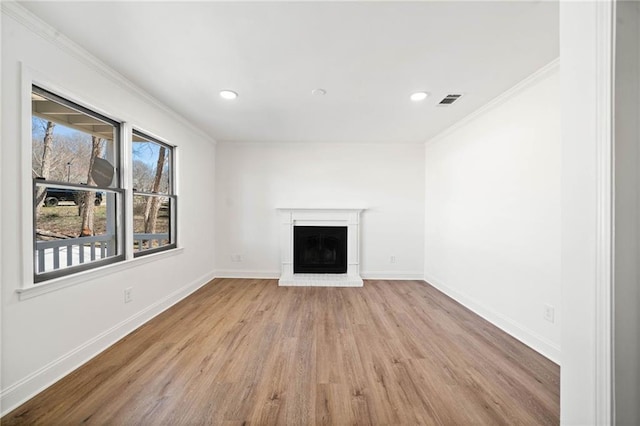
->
[16,247,184,301]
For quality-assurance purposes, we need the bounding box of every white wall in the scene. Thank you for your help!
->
[614,1,640,424]
[214,142,425,279]
[1,6,216,414]
[423,64,561,362]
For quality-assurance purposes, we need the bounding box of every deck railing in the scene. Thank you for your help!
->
[36,233,169,273]
[133,233,169,252]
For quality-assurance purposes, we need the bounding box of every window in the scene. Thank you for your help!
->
[32,86,124,282]
[132,130,176,256]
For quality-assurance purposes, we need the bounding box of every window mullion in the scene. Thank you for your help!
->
[122,122,135,260]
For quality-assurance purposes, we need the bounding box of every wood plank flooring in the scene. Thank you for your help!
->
[2,279,559,425]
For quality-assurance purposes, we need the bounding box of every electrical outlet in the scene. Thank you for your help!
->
[544,304,555,323]
[390,255,397,264]
[124,287,133,304]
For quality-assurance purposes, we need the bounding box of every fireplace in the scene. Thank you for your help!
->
[278,208,364,287]
[294,226,347,274]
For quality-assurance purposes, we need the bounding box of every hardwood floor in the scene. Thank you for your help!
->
[2,279,559,425]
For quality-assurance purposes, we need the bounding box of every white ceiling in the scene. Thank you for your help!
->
[21,1,559,144]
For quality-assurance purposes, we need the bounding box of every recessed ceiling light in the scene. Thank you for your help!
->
[312,88,327,96]
[410,91,429,102]
[220,90,238,100]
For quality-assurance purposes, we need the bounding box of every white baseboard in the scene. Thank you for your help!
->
[361,271,425,280]
[214,270,280,279]
[424,273,561,364]
[215,270,424,281]
[0,270,216,416]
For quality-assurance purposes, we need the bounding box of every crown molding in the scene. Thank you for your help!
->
[424,58,560,147]
[1,1,217,146]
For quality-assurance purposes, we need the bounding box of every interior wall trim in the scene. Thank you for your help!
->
[213,271,425,281]
[214,270,280,279]
[595,0,615,423]
[360,272,424,280]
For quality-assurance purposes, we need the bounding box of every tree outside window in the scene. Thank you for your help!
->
[32,86,123,281]
[132,130,176,255]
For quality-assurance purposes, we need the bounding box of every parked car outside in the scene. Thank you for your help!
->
[44,188,102,207]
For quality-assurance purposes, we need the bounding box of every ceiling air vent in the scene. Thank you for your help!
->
[438,94,463,106]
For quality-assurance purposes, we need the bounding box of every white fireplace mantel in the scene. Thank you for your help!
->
[277,208,365,287]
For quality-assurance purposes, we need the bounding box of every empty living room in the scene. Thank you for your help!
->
[1,1,638,425]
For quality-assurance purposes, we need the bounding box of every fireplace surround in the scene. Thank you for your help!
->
[278,208,364,286]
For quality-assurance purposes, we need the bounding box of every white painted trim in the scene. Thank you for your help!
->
[425,58,560,147]
[0,5,4,406]
[0,1,216,146]
[276,207,366,212]
[214,270,280,279]
[1,269,216,416]
[213,271,424,281]
[217,140,424,146]
[425,274,561,364]
[20,62,33,289]
[360,271,425,280]
[595,1,615,424]
[122,122,135,260]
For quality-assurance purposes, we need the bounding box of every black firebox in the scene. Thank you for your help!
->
[293,226,347,274]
